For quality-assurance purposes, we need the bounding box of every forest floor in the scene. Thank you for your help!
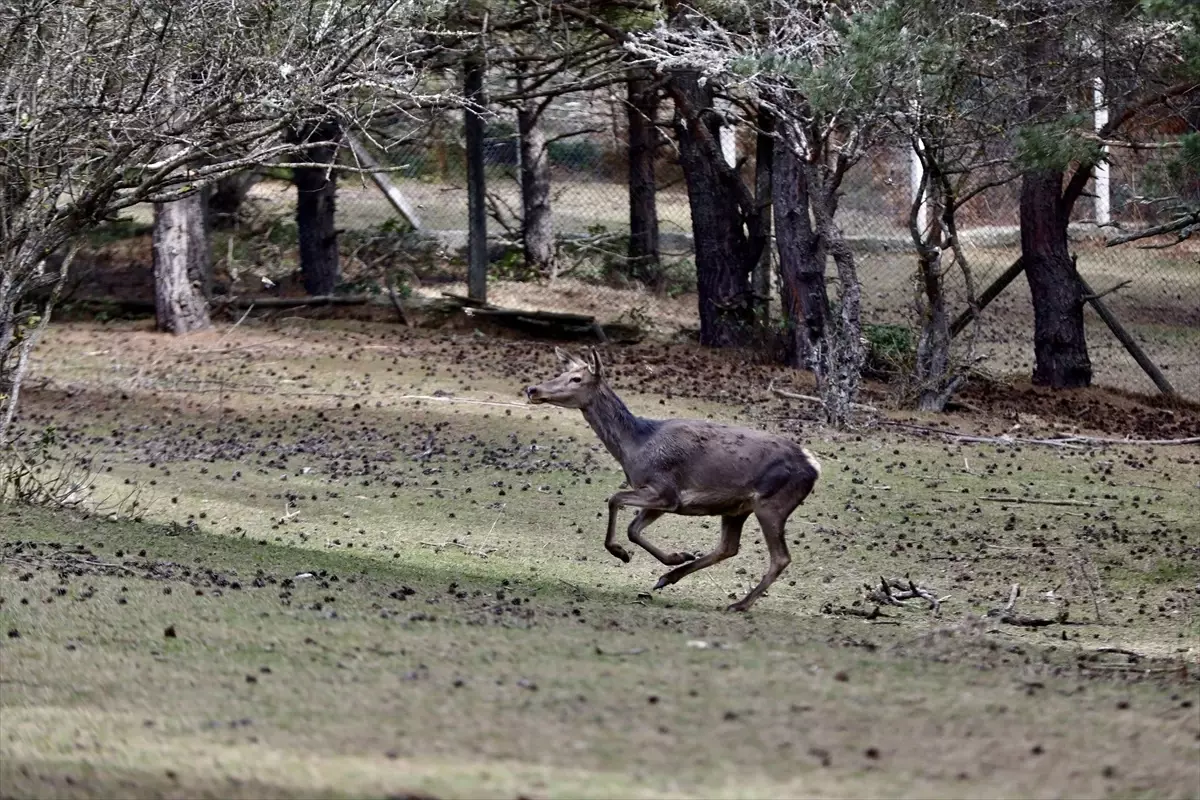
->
[1,318,1198,799]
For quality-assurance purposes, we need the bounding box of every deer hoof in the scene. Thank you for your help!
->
[725,601,752,613]
[607,545,632,563]
[653,575,671,591]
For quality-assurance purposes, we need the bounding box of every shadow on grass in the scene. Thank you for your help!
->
[1,504,725,618]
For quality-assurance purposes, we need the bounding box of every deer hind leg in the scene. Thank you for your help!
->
[603,485,679,564]
[727,474,815,612]
[653,512,748,590]
[628,509,695,566]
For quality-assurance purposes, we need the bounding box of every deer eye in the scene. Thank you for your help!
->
[569,375,582,384]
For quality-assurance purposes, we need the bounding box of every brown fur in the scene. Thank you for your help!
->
[526,347,821,612]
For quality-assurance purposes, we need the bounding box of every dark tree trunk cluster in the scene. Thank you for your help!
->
[290,119,342,297]
[670,72,766,348]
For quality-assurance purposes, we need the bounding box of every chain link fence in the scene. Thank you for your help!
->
[172,89,1200,402]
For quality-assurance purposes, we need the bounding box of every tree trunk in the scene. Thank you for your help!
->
[753,107,774,323]
[207,170,260,230]
[1021,14,1091,389]
[464,54,488,303]
[1021,170,1091,387]
[915,244,952,411]
[518,100,555,276]
[627,70,661,290]
[671,72,759,348]
[153,191,212,335]
[805,162,864,428]
[0,245,72,448]
[291,120,341,296]
[773,142,828,373]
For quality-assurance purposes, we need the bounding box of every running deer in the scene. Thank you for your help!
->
[525,347,821,612]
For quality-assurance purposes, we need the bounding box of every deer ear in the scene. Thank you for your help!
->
[588,347,604,378]
[554,346,572,366]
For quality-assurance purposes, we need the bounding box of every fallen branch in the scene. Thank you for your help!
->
[1052,434,1200,447]
[397,394,529,410]
[417,540,496,557]
[0,551,141,576]
[985,583,1069,628]
[1077,663,1186,675]
[878,421,1086,449]
[863,575,948,614]
[820,602,891,620]
[878,421,1200,449]
[768,381,879,413]
[215,294,373,309]
[979,496,1099,507]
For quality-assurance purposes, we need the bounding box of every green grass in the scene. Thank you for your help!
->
[4,506,1198,800]
[2,319,1199,799]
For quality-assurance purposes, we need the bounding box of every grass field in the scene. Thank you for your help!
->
[2,320,1198,799]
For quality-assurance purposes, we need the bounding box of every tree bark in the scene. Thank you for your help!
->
[753,107,774,322]
[804,161,864,428]
[291,119,341,296]
[153,191,212,334]
[773,141,828,373]
[464,53,488,303]
[671,71,762,348]
[207,170,260,230]
[1021,169,1091,387]
[1021,14,1091,388]
[627,69,661,290]
[915,245,953,411]
[518,99,555,276]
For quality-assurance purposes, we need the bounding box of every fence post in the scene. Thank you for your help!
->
[464,52,488,303]
[1080,276,1176,397]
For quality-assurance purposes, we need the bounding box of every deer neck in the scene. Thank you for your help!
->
[581,384,649,467]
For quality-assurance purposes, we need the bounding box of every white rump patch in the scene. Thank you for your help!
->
[801,447,822,476]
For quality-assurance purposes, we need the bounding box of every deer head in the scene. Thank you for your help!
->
[525,347,605,409]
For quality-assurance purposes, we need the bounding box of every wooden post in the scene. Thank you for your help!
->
[345,132,423,231]
[950,257,1025,337]
[1079,276,1177,397]
[464,53,488,303]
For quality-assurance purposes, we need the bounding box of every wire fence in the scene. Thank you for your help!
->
[222,95,1199,403]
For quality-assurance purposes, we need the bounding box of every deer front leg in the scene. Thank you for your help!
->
[654,512,747,590]
[628,509,695,566]
[604,486,684,564]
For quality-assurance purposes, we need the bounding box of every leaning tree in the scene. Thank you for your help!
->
[1005,0,1194,388]
[0,0,451,447]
